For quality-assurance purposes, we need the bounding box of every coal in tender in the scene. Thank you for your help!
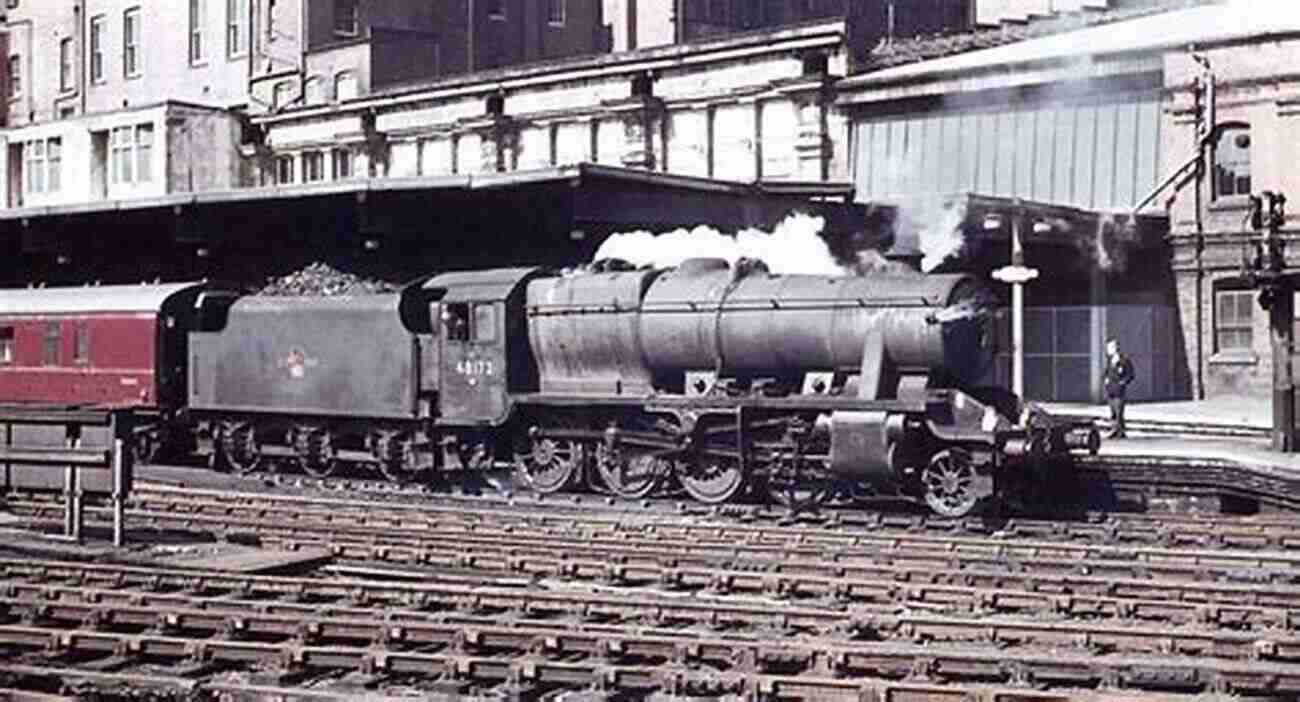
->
[258,262,398,297]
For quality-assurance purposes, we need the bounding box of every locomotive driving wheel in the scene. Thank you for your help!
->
[677,453,746,504]
[516,436,583,494]
[220,422,262,475]
[372,431,418,483]
[921,448,980,518]
[596,445,667,499]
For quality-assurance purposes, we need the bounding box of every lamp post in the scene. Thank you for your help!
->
[991,205,1039,399]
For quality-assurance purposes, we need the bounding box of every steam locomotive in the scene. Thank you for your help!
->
[0,260,1097,517]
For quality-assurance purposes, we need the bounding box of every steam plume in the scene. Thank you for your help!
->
[592,213,844,276]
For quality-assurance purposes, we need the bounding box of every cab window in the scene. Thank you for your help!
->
[473,303,496,342]
[444,303,470,341]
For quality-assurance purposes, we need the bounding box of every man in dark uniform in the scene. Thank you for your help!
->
[1103,337,1135,438]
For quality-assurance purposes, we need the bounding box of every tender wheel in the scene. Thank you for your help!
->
[921,448,981,518]
[373,431,418,483]
[290,426,339,478]
[220,422,263,475]
[596,445,666,499]
[677,454,746,504]
[516,436,583,494]
[132,429,161,465]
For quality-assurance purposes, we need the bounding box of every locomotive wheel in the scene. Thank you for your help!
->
[677,454,746,504]
[220,423,263,475]
[516,437,583,494]
[595,446,666,499]
[921,449,981,518]
[132,430,161,466]
[764,457,833,512]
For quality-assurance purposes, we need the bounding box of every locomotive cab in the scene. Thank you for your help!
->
[423,268,543,426]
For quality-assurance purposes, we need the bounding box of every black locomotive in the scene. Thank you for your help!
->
[177,258,1095,517]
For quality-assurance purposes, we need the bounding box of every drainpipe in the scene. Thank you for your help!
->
[468,0,475,72]
[78,1,86,116]
[1193,54,1215,400]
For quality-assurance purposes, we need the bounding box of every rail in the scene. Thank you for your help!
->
[0,407,134,546]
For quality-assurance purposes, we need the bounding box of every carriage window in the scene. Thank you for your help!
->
[41,322,60,366]
[444,303,470,341]
[72,322,89,364]
[0,327,12,363]
[473,303,496,342]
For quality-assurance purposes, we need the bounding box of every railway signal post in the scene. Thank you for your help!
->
[992,206,1039,399]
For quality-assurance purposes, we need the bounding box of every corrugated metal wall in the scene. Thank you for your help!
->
[852,90,1163,210]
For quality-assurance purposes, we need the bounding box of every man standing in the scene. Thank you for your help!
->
[1103,338,1135,438]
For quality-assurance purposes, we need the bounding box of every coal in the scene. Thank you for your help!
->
[257,262,399,297]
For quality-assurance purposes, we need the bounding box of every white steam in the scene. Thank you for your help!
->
[592,213,844,276]
[891,197,969,273]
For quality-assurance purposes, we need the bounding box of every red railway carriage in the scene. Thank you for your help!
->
[0,282,209,410]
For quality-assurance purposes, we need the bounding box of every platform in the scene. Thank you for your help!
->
[1044,396,1268,435]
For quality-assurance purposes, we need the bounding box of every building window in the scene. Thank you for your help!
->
[303,151,324,182]
[23,140,45,194]
[487,0,506,20]
[272,80,293,109]
[275,154,295,184]
[190,0,205,63]
[8,55,20,99]
[41,322,60,366]
[90,16,105,83]
[1215,290,1254,352]
[332,147,353,179]
[0,327,13,364]
[110,124,152,185]
[59,38,74,91]
[47,138,61,192]
[334,71,357,101]
[135,124,153,182]
[72,322,89,364]
[334,0,359,36]
[123,8,142,77]
[547,0,565,25]
[227,0,248,56]
[303,76,323,105]
[1215,123,1251,199]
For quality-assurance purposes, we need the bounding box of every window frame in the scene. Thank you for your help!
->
[41,321,60,367]
[334,70,357,101]
[189,0,206,64]
[135,123,153,183]
[472,303,497,343]
[46,137,61,192]
[123,7,142,79]
[72,321,89,365]
[0,326,13,365]
[547,0,566,26]
[59,37,74,92]
[1214,289,1255,352]
[90,15,106,84]
[23,139,45,194]
[333,0,359,37]
[274,154,295,184]
[8,54,21,100]
[303,150,325,182]
[1213,122,1252,201]
[332,147,353,179]
[227,0,248,57]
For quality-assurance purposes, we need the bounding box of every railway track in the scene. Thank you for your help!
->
[4,558,1300,699]
[10,484,1300,698]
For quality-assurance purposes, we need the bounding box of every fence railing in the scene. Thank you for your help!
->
[0,407,134,546]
